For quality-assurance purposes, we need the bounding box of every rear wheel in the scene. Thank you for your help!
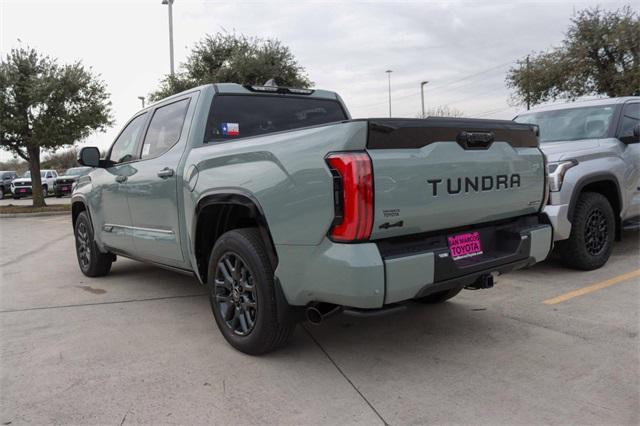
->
[208,228,295,355]
[557,192,615,270]
[41,185,48,197]
[74,211,113,277]
[0,188,4,200]
[415,287,462,304]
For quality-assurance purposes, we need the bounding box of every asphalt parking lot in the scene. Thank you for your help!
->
[0,215,638,425]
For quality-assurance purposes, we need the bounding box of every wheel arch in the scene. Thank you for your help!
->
[568,173,622,240]
[193,192,278,284]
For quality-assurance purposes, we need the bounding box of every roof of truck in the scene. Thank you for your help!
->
[517,96,639,116]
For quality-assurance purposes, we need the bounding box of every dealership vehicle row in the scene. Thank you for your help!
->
[0,166,91,199]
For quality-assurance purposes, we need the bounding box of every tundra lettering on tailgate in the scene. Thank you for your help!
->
[427,174,521,196]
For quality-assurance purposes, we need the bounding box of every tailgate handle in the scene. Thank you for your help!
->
[457,131,494,149]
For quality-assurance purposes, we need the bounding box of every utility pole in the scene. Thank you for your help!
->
[162,0,175,76]
[526,55,530,111]
[385,70,393,118]
[420,81,429,118]
[138,96,145,108]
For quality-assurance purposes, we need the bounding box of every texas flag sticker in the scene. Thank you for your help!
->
[221,122,240,137]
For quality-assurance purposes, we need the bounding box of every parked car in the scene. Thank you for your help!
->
[72,83,552,354]
[11,169,59,199]
[54,166,92,197]
[0,171,18,199]
[515,97,639,270]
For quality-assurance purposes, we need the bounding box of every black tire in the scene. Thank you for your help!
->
[74,211,113,277]
[0,188,4,200]
[41,185,48,198]
[12,195,19,199]
[557,192,615,270]
[415,287,462,304]
[207,228,295,355]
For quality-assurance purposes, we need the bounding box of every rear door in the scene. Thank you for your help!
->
[125,96,193,267]
[365,118,545,240]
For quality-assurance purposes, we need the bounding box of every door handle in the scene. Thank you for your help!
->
[115,175,127,183]
[157,167,175,179]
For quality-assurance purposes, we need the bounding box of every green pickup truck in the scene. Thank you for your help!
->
[73,83,552,354]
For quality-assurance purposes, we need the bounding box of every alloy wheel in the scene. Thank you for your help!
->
[214,252,258,336]
[76,221,91,270]
[584,208,608,256]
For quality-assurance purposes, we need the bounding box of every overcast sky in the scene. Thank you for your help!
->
[0,0,633,160]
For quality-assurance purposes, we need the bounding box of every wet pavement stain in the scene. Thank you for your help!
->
[77,285,107,295]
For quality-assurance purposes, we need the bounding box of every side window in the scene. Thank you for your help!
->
[141,99,190,159]
[109,113,148,164]
[618,102,640,137]
[46,172,52,178]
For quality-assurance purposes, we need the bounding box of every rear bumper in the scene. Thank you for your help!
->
[275,214,553,309]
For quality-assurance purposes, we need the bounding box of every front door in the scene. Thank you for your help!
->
[91,112,148,252]
[125,97,192,267]
[618,101,640,218]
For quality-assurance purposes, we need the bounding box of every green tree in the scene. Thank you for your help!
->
[0,47,112,207]
[507,5,640,107]
[150,32,312,101]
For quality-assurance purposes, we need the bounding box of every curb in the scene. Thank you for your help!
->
[0,211,70,219]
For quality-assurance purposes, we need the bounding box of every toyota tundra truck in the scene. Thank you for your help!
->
[515,97,639,270]
[72,83,552,354]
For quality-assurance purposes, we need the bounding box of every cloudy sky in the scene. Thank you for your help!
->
[0,0,633,159]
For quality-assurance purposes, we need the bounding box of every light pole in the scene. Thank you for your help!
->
[138,96,145,108]
[162,0,175,76]
[420,81,429,118]
[385,70,393,118]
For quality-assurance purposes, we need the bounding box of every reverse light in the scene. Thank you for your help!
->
[325,152,374,242]
[547,159,578,192]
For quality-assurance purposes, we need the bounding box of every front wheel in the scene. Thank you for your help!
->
[0,189,4,200]
[41,185,48,197]
[208,228,295,355]
[74,211,113,277]
[557,192,615,270]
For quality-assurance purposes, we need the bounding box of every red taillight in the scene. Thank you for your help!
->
[325,152,374,242]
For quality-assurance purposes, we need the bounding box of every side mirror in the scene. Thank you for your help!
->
[78,147,101,167]
[619,123,640,144]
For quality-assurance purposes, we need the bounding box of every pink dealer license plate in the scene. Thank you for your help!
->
[448,231,483,260]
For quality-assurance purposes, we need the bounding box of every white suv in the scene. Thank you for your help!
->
[11,169,58,199]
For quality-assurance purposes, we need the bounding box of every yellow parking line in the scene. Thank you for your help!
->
[543,268,640,305]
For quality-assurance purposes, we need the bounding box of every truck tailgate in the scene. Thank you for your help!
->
[366,118,545,240]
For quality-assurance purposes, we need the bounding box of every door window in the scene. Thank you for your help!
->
[618,102,640,138]
[109,113,148,164]
[141,99,190,159]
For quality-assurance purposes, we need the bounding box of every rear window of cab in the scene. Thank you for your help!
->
[204,95,347,142]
